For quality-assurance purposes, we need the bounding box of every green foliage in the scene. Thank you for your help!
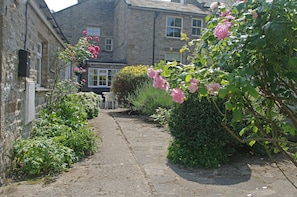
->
[150,107,172,126]
[47,94,88,130]
[127,81,174,116]
[111,65,151,106]
[167,94,240,168]
[53,127,98,160]
[12,137,74,177]
[167,140,229,168]
[12,90,99,178]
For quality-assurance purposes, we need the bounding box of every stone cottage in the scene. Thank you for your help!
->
[0,0,68,183]
[54,0,233,94]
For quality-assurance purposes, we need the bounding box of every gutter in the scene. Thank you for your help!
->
[152,11,159,65]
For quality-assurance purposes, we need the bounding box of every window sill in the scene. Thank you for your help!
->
[35,87,50,92]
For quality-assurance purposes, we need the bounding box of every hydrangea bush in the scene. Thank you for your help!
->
[150,0,297,165]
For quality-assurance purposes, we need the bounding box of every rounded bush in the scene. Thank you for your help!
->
[111,65,150,106]
[167,94,239,168]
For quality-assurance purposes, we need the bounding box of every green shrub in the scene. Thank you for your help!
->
[75,92,100,119]
[167,94,240,168]
[111,65,150,106]
[53,127,98,160]
[12,137,74,177]
[167,140,230,168]
[127,81,174,116]
[46,94,88,129]
[31,118,72,138]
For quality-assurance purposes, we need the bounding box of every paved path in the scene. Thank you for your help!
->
[1,109,297,197]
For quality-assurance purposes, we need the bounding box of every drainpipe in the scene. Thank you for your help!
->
[152,11,159,65]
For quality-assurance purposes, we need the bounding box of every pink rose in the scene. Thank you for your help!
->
[188,78,198,93]
[153,75,169,90]
[148,67,160,79]
[87,36,93,41]
[214,23,230,40]
[171,88,186,104]
[82,30,87,36]
[94,46,100,53]
[95,36,100,42]
[205,83,221,95]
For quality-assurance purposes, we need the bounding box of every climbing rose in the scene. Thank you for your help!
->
[95,36,100,42]
[82,30,87,36]
[214,22,230,40]
[171,88,185,104]
[153,75,169,90]
[205,83,221,95]
[188,78,198,93]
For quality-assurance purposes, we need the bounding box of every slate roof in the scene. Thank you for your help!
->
[125,0,209,15]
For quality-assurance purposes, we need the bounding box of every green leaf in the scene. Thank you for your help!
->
[239,128,246,136]
[233,108,242,122]
[249,140,256,147]
[221,79,229,85]
[185,75,192,83]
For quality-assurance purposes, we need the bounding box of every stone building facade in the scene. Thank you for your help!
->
[53,0,215,94]
[0,0,68,184]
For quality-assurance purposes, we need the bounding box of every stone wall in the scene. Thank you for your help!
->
[53,0,116,63]
[0,0,65,184]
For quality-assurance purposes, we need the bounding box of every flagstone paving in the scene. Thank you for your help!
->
[0,109,297,197]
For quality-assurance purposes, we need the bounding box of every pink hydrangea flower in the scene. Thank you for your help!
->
[188,78,198,93]
[205,83,221,95]
[171,88,186,104]
[153,75,169,90]
[214,23,230,40]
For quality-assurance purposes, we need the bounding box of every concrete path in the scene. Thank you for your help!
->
[1,109,297,197]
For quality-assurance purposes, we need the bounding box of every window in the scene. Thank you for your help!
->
[86,26,100,36]
[192,19,203,36]
[105,39,113,51]
[88,68,118,88]
[166,16,182,38]
[64,63,71,81]
[165,52,181,63]
[36,42,42,87]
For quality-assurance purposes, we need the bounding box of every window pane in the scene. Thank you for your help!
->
[175,18,181,27]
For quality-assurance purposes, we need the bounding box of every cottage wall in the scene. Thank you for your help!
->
[0,0,65,184]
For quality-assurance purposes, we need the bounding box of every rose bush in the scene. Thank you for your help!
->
[150,0,297,166]
[58,30,100,65]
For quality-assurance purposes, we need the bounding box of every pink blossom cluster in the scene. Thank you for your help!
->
[73,66,86,74]
[82,30,100,59]
[147,67,169,91]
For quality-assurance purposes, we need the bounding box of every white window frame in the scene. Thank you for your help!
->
[105,39,113,52]
[86,26,101,36]
[165,52,181,63]
[36,42,42,87]
[192,18,203,36]
[88,68,118,88]
[166,16,182,38]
